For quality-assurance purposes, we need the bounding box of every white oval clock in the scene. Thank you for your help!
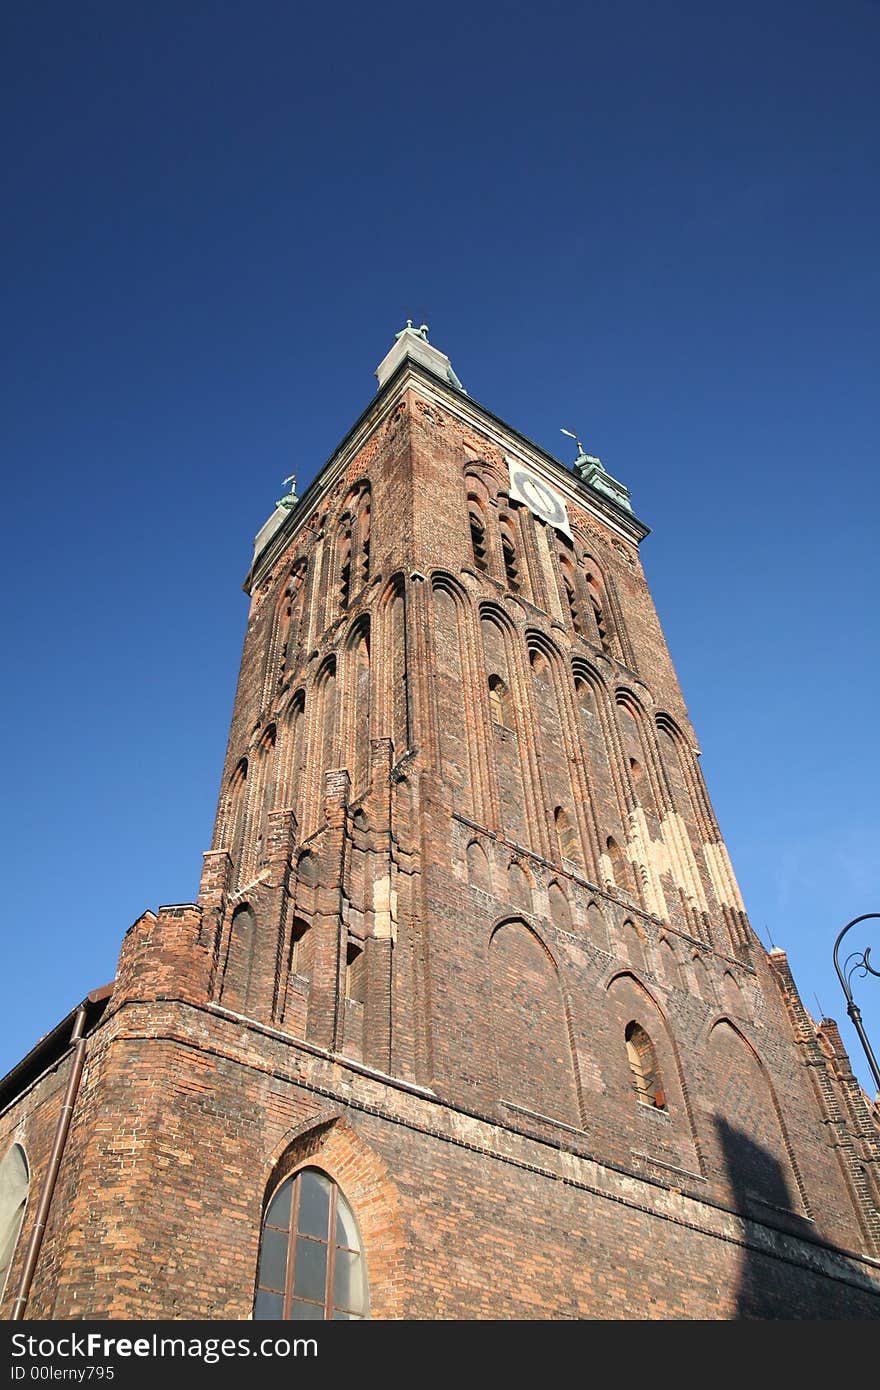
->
[507,459,572,539]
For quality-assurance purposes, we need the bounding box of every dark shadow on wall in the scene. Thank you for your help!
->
[715,1116,880,1319]
[716,1114,791,1215]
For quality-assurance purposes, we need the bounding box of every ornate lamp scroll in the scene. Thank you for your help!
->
[832,913,880,1095]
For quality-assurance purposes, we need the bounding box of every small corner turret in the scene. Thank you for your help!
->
[560,427,633,515]
[375,320,467,394]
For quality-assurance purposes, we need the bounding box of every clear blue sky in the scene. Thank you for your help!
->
[2,1,878,1095]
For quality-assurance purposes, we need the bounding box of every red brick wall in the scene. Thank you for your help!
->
[5,1003,878,1319]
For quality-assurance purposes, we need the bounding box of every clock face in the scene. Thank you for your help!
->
[507,460,572,538]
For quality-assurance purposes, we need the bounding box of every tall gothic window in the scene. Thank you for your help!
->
[356,486,371,587]
[227,757,248,885]
[586,572,610,654]
[558,550,583,634]
[254,1168,368,1320]
[352,622,371,797]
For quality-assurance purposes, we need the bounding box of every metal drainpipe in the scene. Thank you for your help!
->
[10,1002,89,1320]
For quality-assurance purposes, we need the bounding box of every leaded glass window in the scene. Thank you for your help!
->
[254,1168,368,1320]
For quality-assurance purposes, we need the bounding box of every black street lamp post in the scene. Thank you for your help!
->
[832,913,880,1096]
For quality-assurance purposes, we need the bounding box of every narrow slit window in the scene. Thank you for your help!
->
[564,577,583,634]
[357,490,371,586]
[502,534,520,591]
[469,511,488,571]
[625,1021,666,1109]
[339,529,352,609]
[290,918,313,980]
[345,943,365,1004]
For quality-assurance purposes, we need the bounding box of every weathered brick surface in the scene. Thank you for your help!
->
[4,1002,879,1319]
[2,354,878,1320]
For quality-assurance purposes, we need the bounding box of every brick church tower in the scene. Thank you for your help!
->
[2,326,879,1319]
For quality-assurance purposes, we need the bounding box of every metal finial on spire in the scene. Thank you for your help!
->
[560,427,588,463]
[276,472,299,510]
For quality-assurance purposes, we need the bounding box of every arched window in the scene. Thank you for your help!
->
[469,503,489,572]
[529,647,548,677]
[283,691,306,810]
[227,757,248,885]
[317,658,337,776]
[254,1167,368,1320]
[250,724,277,875]
[349,621,371,797]
[625,1021,666,1109]
[0,1143,28,1298]
[221,903,257,1011]
[487,674,512,728]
